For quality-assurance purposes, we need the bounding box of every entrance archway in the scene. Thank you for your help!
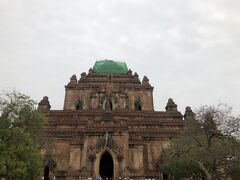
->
[44,165,49,180]
[99,151,114,179]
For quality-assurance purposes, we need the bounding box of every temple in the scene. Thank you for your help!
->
[38,60,193,180]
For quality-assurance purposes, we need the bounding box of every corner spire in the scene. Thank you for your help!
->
[165,98,178,112]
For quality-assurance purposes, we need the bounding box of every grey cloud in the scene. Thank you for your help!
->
[0,0,240,115]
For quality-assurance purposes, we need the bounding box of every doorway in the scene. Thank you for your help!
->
[99,151,114,180]
[44,165,49,180]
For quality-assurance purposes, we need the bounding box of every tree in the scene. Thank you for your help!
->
[0,90,47,180]
[159,104,240,180]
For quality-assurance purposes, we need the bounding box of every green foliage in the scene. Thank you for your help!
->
[0,90,47,180]
[160,151,205,180]
[159,104,240,180]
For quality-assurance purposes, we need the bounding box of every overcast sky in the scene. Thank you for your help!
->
[0,0,240,114]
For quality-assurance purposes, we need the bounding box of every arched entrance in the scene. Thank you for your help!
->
[99,151,114,179]
[44,165,49,180]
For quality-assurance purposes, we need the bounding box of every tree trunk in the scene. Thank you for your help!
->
[190,158,212,180]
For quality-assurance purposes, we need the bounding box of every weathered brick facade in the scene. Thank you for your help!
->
[39,61,191,180]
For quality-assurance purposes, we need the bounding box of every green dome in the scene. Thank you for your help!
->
[93,60,128,74]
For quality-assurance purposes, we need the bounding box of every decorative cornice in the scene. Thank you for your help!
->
[88,132,123,156]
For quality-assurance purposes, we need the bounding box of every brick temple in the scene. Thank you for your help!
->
[38,60,193,180]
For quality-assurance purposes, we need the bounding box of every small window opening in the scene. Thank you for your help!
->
[134,97,142,111]
[75,99,83,110]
